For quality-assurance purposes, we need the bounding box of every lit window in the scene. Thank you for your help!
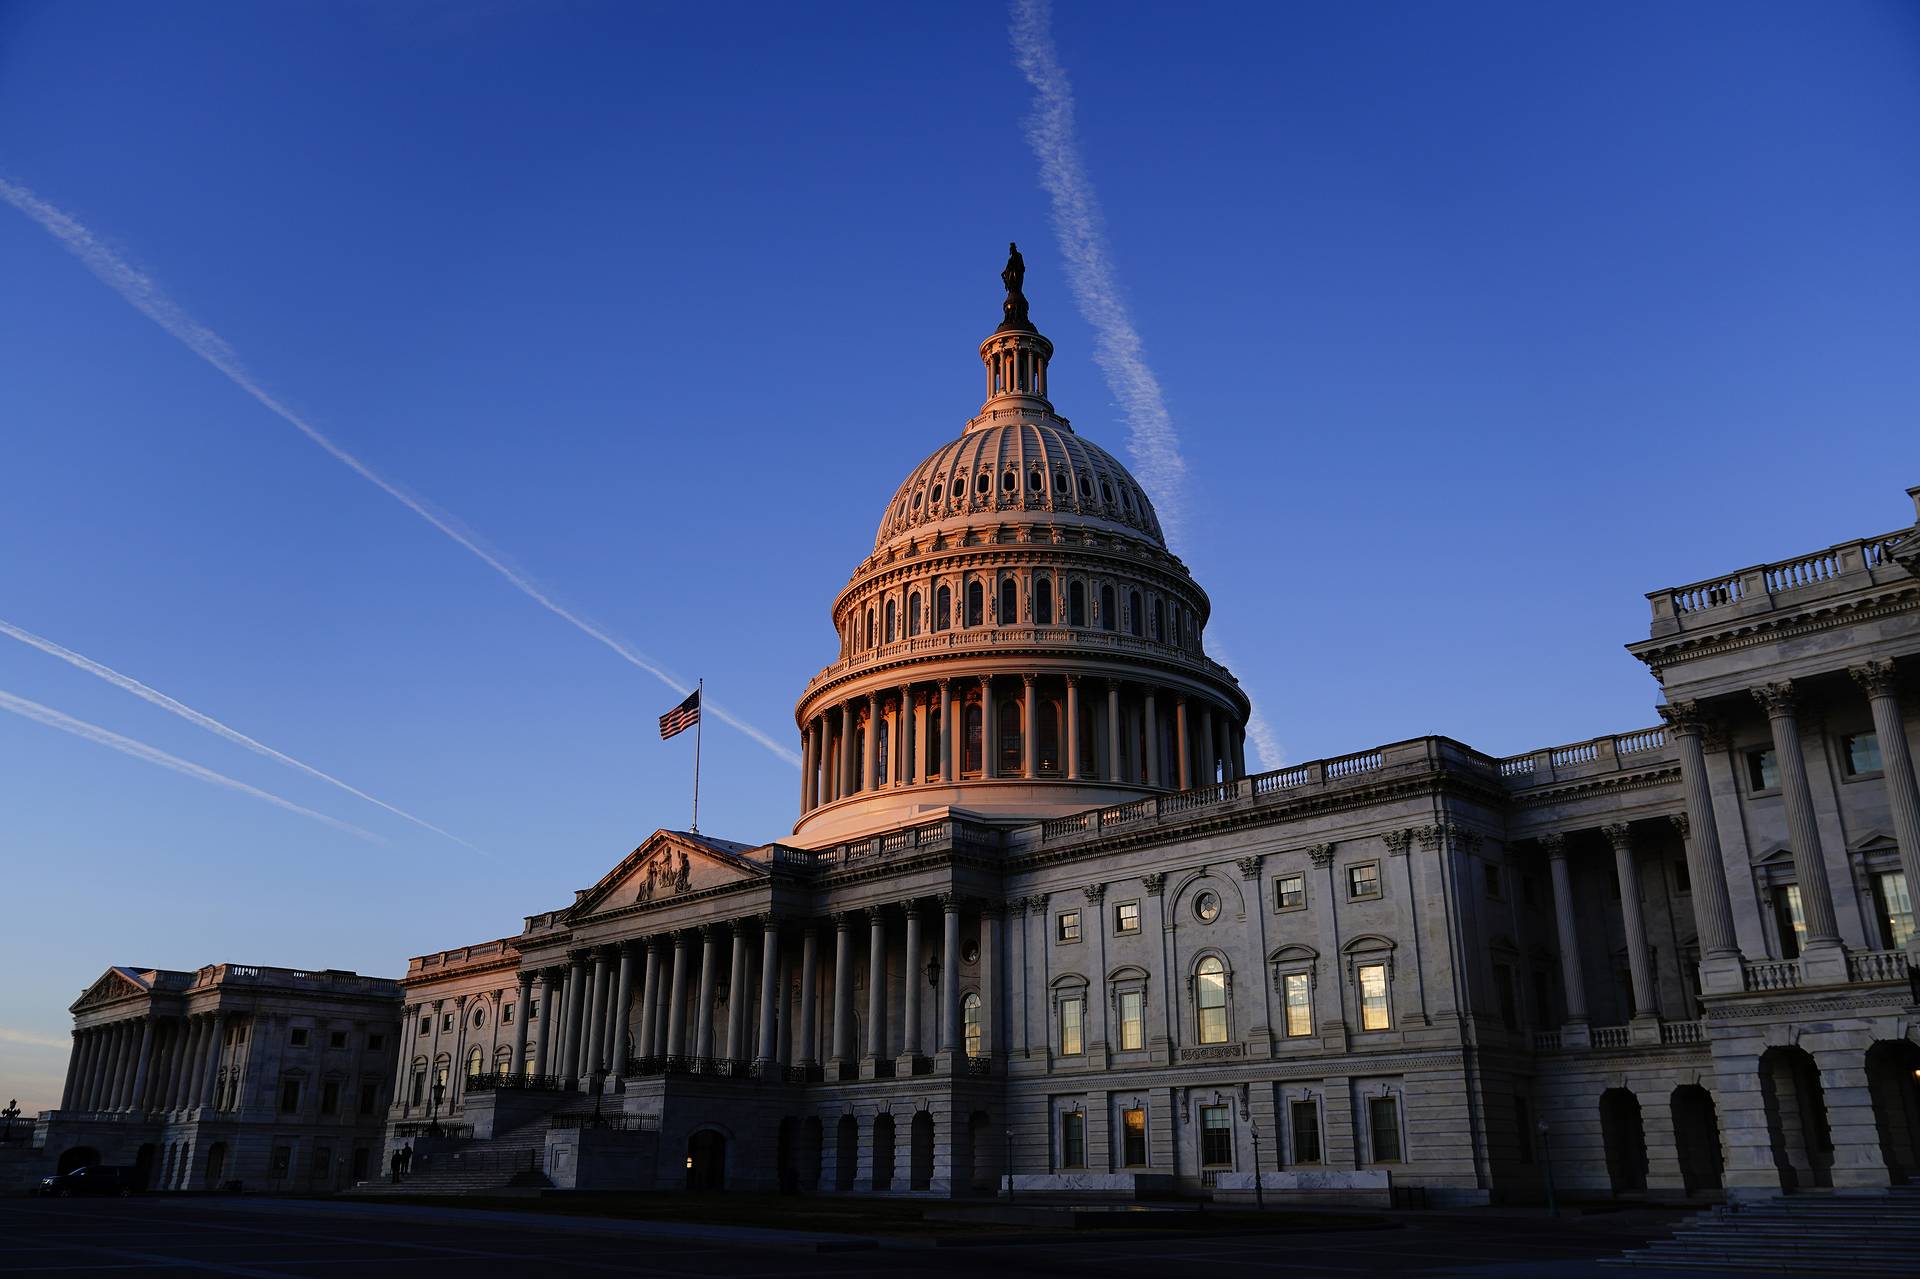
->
[1283,973,1313,1037]
[962,993,982,1058]
[1057,911,1080,943]
[1194,891,1221,924]
[1842,732,1882,777]
[1348,863,1381,900]
[1061,1111,1086,1168]
[467,1046,484,1078]
[1114,901,1140,934]
[1199,1105,1233,1167]
[1873,871,1914,950]
[1369,1096,1402,1162]
[1276,874,1305,911]
[1121,1107,1147,1167]
[1058,996,1084,1057]
[1358,962,1391,1031]
[1747,748,1779,792]
[1195,957,1228,1044]
[1290,1099,1321,1165]
[1117,990,1144,1051]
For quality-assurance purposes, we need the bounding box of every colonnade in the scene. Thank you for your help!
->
[800,674,1247,813]
[60,1011,231,1114]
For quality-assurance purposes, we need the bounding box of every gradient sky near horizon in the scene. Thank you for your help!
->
[3,0,1919,1111]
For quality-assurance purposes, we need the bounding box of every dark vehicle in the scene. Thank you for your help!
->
[34,1165,134,1198]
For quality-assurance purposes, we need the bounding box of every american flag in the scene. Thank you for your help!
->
[658,688,701,739]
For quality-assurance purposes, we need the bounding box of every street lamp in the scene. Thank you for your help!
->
[0,1099,19,1143]
[426,1079,446,1137]
[1249,1123,1264,1211]
[1538,1119,1557,1217]
[1005,1125,1015,1203]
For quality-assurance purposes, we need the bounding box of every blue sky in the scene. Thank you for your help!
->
[2,0,1917,1109]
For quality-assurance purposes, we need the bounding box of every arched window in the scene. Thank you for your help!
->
[876,718,889,782]
[1034,577,1054,625]
[1100,584,1116,632]
[999,578,1018,625]
[1039,701,1060,775]
[966,581,984,627]
[853,722,867,790]
[1128,591,1143,637]
[998,699,1022,774]
[1068,580,1086,627]
[466,1045,484,1079]
[1196,957,1228,1045]
[936,585,952,631]
[1151,600,1165,641]
[884,599,897,643]
[908,593,922,637]
[866,609,876,648]
[964,703,984,773]
[962,993,982,1057]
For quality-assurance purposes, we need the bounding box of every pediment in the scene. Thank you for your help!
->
[570,829,768,918]
[1847,828,1898,854]
[71,966,150,1013]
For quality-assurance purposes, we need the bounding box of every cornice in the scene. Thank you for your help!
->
[1508,764,1684,809]
[1633,585,1920,675]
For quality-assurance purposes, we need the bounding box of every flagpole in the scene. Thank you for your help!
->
[690,678,703,834]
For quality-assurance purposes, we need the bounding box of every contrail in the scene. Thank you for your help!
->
[0,617,489,856]
[1009,0,1284,771]
[0,688,383,842]
[0,177,800,768]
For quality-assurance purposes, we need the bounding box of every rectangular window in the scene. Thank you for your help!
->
[1057,911,1081,943]
[1358,963,1391,1031]
[1747,747,1779,792]
[271,1145,292,1178]
[1114,901,1140,934]
[357,1081,377,1116]
[1842,732,1883,778]
[290,1027,309,1047]
[530,1000,541,1019]
[1514,1097,1534,1165]
[1121,1107,1148,1167]
[1283,973,1313,1037]
[1347,862,1381,900]
[1276,874,1305,911]
[313,1146,331,1178]
[1368,1096,1402,1163]
[1058,997,1085,1057]
[1484,863,1503,899]
[1117,990,1145,1052]
[441,1012,454,1033]
[1773,885,1806,960]
[503,1003,516,1026]
[1873,871,1915,950]
[1060,1111,1086,1169]
[367,1033,384,1052]
[1199,1104,1233,1167]
[328,1030,347,1050]
[1290,1099,1321,1165]
[418,1016,430,1036]
[279,1078,302,1114]
[320,1079,341,1115]
[1494,964,1518,1031]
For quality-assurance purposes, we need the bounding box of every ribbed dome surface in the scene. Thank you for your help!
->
[875,419,1163,551]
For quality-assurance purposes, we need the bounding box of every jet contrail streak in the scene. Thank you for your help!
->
[1009,0,1283,771]
[0,617,490,856]
[0,177,800,768]
[0,688,383,842]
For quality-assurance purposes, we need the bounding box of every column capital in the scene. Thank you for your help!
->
[1021,672,1037,687]
[938,891,963,913]
[1005,897,1029,917]
[1667,812,1690,840]
[1656,699,1708,737]
[1142,872,1166,897]
[697,922,721,941]
[1383,829,1414,857]
[1601,822,1634,852]
[1751,679,1799,718]
[1024,891,1049,912]
[832,909,858,931]
[1538,831,1568,859]
[1083,882,1107,903]
[938,676,953,690]
[1236,854,1264,880]
[756,911,781,931]
[1307,843,1336,868]
[977,901,1005,920]
[1065,672,1080,687]
[1850,658,1900,699]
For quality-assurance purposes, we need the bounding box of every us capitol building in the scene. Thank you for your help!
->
[26,252,1920,1208]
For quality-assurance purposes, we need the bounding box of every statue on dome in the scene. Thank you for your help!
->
[999,241,1031,331]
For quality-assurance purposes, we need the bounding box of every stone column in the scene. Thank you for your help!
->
[1144,690,1161,787]
[1543,835,1591,1039]
[97,1024,126,1111]
[1022,674,1038,778]
[560,955,587,1085]
[1752,681,1845,979]
[694,924,721,1059]
[59,1031,83,1111]
[199,1014,226,1109]
[585,950,610,1080]
[727,922,751,1061]
[939,894,962,1055]
[980,905,1000,1058]
[830,913,855,1068]
[1174,696,1192,790]
[902,904,924,1061]
[609,946,635,1079]
[800,721,816,812]
[1604,823,1661,1037]
[863,691,880,792]
[1658,702,1744,990]
[756,915,780,1068]
[666,933,691,1058]
[897,686,913,785]
[1200,705,1216,783]
[1107,680,1122,782]
[532,975,554,1077]
[181,1017,209,1109]
[1065,675,1081,779]
[865,910,888,1066]
[981,676,998,778]
[73,1028,100,1110]
[841,701,859,797]
[636,943,661,1061]
[108,1020,136,1110]
[1851,660,1920,962]
[510,974,533,1078]
[1232,725,1248,779]
[939,679,954,782]
[800,923,822,1067]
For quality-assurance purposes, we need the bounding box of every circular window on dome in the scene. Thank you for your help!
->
[1028,470,1042,492]
[1002,470,1016,493]
[931,482,943,503]
[1194,891,1221,924]
[1078,475,1092,498]
[1101,481,1115,504]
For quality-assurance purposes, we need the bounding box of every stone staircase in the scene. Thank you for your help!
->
[352,1123,552,1197]
[1609,1184,1920,1273]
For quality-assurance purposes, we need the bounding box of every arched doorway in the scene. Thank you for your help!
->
[1759,1046,1833,1190]
[1671,1085,1724,1194]
[204,1142,227,1189]
[835,1115,857,1191]
[776,1118,798,1194]
[800,1117,823,1193]
[969,1110,995,1195]
[910,1112,935,1191]
[132,1144,157,1191]
[685,1129,726,1192]
[1599,1089,1648,1196]
[56,1146,99,1176]
[872,1113,896,1191]
[1866,1040,1920,1182]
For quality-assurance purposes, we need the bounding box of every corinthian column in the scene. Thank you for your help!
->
[800,721,816,812]
[1107,680,1122,782]
[694,924,720,1059]
[981,676,998,779]
[1065,675,1082,779]
[609,946,635,1078]
[829,913,855,1069]
[902,903,924,1060]
[938,679,954,782]
[1174,696,1192,789]
[1022,674,1038,778]
[865,910,887,1064]
[636,942,661,1061]
[863,691,880,792]
[1657,703,1743,992]
[938,895,962,1055]
[666,933,690,1057]
[1753,681,1845,978]
[1852,660,1920,962]
[726,922,750,1061]
[1603,823,1660,1035]
[1143,690,1161,787]
[1542,834,1591,1039]
[799,924,821,1068]
[755,915,780,1068]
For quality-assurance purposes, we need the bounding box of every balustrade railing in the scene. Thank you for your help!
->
[964,1054,994,1077]
[463,1071,568,1094]
[1743,958,1803,992]
[1660,1020,1706,1045]
[1531,1030,1562,1052]
[1591,1025,1630,1049]
[1847,949,1910,984]
[1657,528,1911,622]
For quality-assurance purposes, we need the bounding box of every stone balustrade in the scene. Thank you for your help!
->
[1646,526,1912,633]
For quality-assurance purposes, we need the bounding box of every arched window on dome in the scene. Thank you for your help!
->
[1128,591,1143,637]
[965,581,983,628]
[924,701,941,776]
[999,578,1018,626]
[1068,580,1086,627]
[964,702,984,774]
[866,609,876,650]
[937,585,952,631]
[1100,584,1117,632]
[1034,577,1054,626]
[1151,600,1166,642]
[884,600,897,644]
[1038,700,1061,775]
[876,717,889,784]
[852,720,867,791]
[998,699,1023,775]
[908,592,922,637]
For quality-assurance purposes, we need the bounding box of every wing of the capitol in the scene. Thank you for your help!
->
[15,253,1920,1210]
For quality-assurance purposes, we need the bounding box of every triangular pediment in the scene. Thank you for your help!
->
[570,829,768,918]
[71,966,151,1013]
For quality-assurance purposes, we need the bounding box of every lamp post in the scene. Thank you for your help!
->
[1005,1125,1015,1203]
[0,1099,19,1143]
[1249,1123,1264,1211]
[1538,1119,1557,1218]
[426,1079,445,1137]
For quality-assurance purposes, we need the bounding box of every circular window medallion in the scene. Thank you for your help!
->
[962,940,980,965]
[471,1008,486,1028]
[1194,891,1221,924]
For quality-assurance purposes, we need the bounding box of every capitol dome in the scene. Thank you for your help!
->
[792,245,1248,845]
